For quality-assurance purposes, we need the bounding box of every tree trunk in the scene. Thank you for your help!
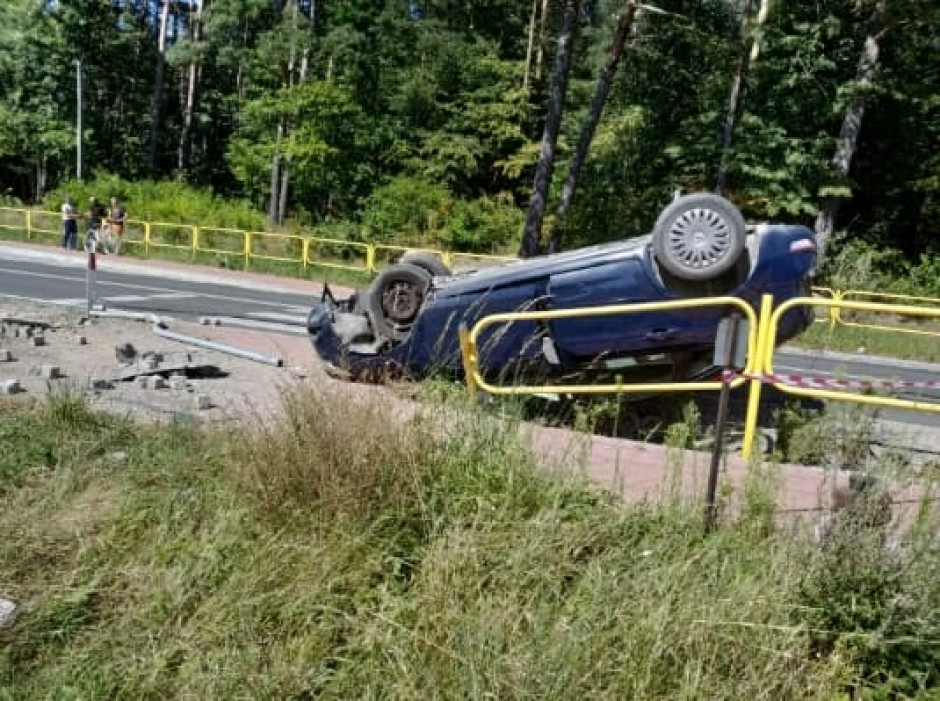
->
[523,0,538,93]
[548,3,637,254]
[178,0,205,175]
[715,0,764,195]
[278,166,290,224]
[534,0,550,82]
[815,4,886,265]
[35,155,47,202]
[268,121,283,224]
[519,0,581,258]
[147,0,172,173]
[275,0,299,225]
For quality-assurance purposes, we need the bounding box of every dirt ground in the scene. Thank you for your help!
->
[0,298,324,423]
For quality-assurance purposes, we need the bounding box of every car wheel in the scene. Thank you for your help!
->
[652,193,746,282]
[365,263,432,342]
[399,250,452,277]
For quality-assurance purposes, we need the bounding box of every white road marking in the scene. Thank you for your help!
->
[0,265,311,310]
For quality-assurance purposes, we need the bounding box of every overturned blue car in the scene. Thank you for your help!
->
[306,193,817,385]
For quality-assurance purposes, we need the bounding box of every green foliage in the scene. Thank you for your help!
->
[362,175,453,245]
[3,389,940,696]
[44,174,266,230]
[0,0,937,278]
[439,193,524,252]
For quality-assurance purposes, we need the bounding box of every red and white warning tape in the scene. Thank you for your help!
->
[721,369,940,391]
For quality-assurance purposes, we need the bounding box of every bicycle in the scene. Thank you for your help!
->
[85,223,117,254]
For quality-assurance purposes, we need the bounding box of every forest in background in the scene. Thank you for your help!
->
[0,0,936,268]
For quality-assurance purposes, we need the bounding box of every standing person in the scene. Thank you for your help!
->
[87,196,105,229]
[106,197,127,254]
[61,196,78,250]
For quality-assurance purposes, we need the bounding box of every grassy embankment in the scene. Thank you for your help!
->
[2,388,939,699]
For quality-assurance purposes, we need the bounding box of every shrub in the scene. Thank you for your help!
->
[44,172,266,230]
[362,174,452,245]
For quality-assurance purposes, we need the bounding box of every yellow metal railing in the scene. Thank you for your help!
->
[837,289,940,338]
[459,293,939,461]
[0,206,516,274]
[761,296,940,415]
[459,297,765,458]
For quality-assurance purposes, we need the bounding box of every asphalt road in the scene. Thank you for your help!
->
[0,254,319,324]
[2,245,937,437]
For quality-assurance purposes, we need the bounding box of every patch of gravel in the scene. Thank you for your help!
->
[0,299,323,423]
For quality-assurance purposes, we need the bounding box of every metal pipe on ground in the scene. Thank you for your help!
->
[91,309,165,325]
[199,316,308,336]
[152,324,284,367]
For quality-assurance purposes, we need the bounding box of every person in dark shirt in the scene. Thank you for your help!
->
[87,197,105,229]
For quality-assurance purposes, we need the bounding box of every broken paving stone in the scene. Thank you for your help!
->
[0,349,12,362]
[1,379,23,395]
[170,377,189,391]
[194,394,212,411]
[148,376,169,390]
[0,598,17,629]
[28,365,62,379]
[115,342,138,364]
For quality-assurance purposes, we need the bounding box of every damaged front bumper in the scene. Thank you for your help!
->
[306,284,406,381]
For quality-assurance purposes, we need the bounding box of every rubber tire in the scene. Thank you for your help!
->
[400,250,452,277]
[365,263,433,342]
[652,193,746,282]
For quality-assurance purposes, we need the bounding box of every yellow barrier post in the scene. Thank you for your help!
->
[366,246,376,274]
[25,210,32,240]
[458,324,478,403]
[741,294,774,461]
[830,289,843,328]
[442,251,452,268]
[192,226,199,259]
[244,232,252,269]
[143,222,151,255]
[302,238,310,269]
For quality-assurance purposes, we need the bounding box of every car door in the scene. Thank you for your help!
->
[546,258,673,359]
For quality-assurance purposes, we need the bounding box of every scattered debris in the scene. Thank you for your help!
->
[89,378,114,390]
[1,379,23,395]
[77,336,87,345]
[115,342,138,364]
[170,377,189,391]
[106,451,127,463]
[148,376,169,390]
[0,597,17,629]
[0,349,12,362]
[194,394,212,411]
[29,335,46,347]
[27,365,63,380]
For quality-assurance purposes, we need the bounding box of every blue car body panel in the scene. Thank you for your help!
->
[307,224,816,381]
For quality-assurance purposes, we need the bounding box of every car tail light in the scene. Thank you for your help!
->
[789,238,817,254]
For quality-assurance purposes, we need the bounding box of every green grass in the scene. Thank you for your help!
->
[794,320,940,364]
[2,388,940,699]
